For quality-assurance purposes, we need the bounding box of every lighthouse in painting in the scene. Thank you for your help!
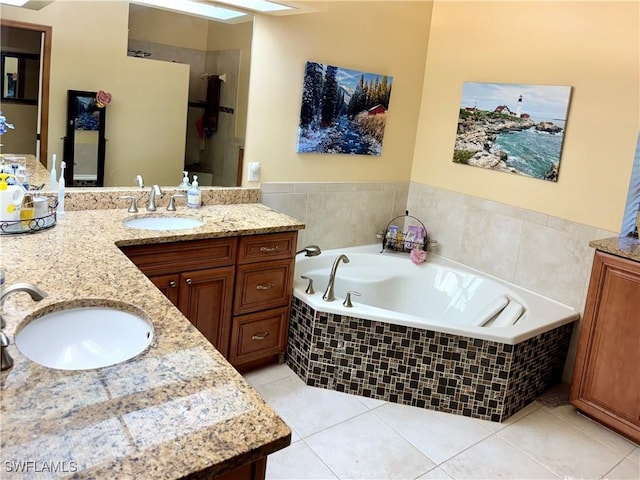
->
[516,95,523,117]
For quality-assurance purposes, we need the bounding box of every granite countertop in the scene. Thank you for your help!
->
[589,236,640,263]
[0,203,304,479]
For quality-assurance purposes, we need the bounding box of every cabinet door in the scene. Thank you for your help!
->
[178,266,235,356]
[149,273,180,306]
[570,251,640,443]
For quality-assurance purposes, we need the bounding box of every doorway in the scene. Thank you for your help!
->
[0,19,51,167]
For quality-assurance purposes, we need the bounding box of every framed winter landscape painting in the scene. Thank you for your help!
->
[297,61,393,156]
[453,82,572,182]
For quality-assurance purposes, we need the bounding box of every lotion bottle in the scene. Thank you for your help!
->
[186,175,201,209]
[178,171,191,189]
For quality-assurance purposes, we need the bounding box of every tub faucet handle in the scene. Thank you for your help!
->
[300,275,315,295]
[343,291,361,308]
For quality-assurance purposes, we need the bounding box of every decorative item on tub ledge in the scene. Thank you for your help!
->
[381,211,428,255]
[95,90,112,108]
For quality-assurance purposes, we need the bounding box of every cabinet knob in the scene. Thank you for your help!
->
[256,283,274,290]
[185,278,192,285]
[259,246,278,253]
[251,332,270,341]
[169,281,177,288]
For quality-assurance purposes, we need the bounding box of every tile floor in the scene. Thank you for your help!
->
[243,364,640,480]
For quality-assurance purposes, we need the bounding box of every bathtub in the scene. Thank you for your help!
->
[287,244,579,421]
[293,244,577,344]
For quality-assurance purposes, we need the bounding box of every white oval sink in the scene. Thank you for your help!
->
[15,306,154,370]
[124,216,204,231]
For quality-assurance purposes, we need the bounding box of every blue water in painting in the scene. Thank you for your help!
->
[491,119,565,178]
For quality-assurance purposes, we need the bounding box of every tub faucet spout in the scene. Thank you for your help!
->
[322,254,350,302]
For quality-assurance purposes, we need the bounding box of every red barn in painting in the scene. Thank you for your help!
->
[367,104,386,115]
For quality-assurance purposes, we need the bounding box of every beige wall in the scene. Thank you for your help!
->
[244,1,433,184]
[412,1,639,233]
[128,5,209,49]
[1,1,187,187]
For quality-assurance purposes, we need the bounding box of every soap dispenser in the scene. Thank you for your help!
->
[178,171,190,189]
[186,175,201,209]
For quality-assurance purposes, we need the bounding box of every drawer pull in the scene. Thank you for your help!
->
[256,283,274,290]
[169,281,177,288]
[251,332,270,341]
[185,278,192,285]
[259,246,279,253]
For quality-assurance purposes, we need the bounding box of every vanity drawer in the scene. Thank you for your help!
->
[229,307,289,365]
[234,259,294,315]
[237,231,297,264]
[120,237,237,276]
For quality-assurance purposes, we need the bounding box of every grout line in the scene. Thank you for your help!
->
[495,432,565,479]
[540,404,636,456]
[299,438,340,480]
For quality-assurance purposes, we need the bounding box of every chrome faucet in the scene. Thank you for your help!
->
[322,254,350,302]
[146,185,163,211]
[1,282,48,370]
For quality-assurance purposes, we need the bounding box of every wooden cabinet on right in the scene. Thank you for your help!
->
[569,250,640,443]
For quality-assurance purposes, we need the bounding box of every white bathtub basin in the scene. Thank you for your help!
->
[124,216,204,231]
[15,306,154,370]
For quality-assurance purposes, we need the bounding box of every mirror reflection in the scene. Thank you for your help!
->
[1,52,39,104]
[126,4,253,187]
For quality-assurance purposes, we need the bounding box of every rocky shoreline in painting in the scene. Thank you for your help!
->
[454,110,562,179]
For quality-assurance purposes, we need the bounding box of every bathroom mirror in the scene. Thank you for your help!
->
[62,90,106,187]
[1,52,39,104]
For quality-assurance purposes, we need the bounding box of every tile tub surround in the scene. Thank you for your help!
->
[287,297,574,422]
[0,204,304,479]
[260,182,410,251]
[406,182,618,311]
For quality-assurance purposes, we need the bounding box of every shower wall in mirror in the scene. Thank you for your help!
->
[127,40,242,186]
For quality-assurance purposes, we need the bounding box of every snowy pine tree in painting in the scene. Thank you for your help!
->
[297,61,393,156]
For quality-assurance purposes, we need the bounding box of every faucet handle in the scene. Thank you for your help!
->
[119,195,138,213]
[134,175,145,188]
[0,331,13,370]
[343,291,361,308]
[167,194,185,211]
[300,275,315,294]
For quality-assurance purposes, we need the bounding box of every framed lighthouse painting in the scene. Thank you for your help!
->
[453,82,572,182]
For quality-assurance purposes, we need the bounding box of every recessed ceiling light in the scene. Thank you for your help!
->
[217,0,294,13]
[131,0,247,21]
[0,0,30,6]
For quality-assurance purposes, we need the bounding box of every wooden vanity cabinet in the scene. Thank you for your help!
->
[569,250,640,443]
[120,231,298,370]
